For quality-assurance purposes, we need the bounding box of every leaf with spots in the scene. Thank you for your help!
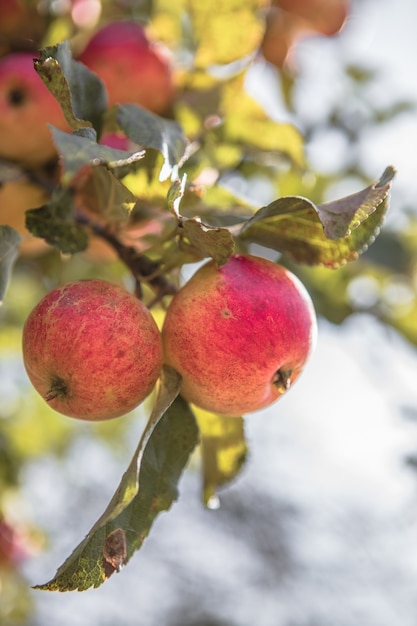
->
[237,167,396,268]
[180,219,235,266]
[34,366,199,591]
[34,41,107,133]
[25,187,88,254]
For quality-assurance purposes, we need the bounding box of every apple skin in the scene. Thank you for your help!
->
[162,254,317,417]
[78,21,174,116]
[22,279,163,420]
[0,179,51,256]
[0,52,70,167]
[0,519,27,566]
[261,0,349,68]
[273,0,349,35]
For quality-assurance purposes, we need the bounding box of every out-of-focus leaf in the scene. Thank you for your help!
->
[187,0,265,67]
[77,167,137,222]
[35,41,107,133]
[0,160,25,185]
[221,81,305,168]
[116,104,188,181]
[34,367,199,591]
[237,167,395,267]
[194,408,248,508]
[25,188,88,254]
[0,226,21,305]
[50,128,145,185]
[180,219,235,266]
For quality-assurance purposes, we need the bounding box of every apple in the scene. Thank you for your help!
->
[0,178,51,256]
[273,0,349,35]
[77,21,174,116]
[0,52,70,167]
[261,0,350,68]
[0,0,47,52]
[22,279,163,420]
[162,254,317,416]
[0,519,27,566]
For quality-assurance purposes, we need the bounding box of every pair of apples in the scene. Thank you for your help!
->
[22,254,317,420]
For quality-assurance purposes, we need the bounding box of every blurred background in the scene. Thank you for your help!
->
[2,0,417,624]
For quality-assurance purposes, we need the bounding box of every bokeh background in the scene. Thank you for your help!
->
[2,0,417,624]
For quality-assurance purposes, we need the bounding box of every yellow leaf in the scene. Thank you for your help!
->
[221,79,305,167]
[194,407,248,507]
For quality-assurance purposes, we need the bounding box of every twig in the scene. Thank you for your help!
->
[75,211,178,304]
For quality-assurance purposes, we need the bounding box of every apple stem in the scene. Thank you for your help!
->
[46,377,69,401]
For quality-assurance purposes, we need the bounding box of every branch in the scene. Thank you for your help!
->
[75,211,178,304]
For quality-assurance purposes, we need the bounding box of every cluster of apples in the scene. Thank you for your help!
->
[0,20,174,168]
[22,254,317,420]
[0,20,174,257]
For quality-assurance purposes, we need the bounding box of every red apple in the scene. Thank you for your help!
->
[0,519,27,566]
[77,21,174,116]
[22,279,163,420]
[0,52,70,167]
[162,254,317,416]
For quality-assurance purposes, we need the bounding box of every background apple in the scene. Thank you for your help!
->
[0,178,51,256]
[261,0,350,68]
[0,0,47,57]
[162,254,317,417]
[0,518,27,567]
[22,279,163,420]
[77,21,174,116]
[0,52,70,167]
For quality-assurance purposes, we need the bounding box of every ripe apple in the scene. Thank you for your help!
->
[0,518,27,566]
[162,254,317,416]
[22,279,163,420]
[77,21,174,116]
[0,52,70,167]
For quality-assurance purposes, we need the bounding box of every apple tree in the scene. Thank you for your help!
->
[0,0,405,599]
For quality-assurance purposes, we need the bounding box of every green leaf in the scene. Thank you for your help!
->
[317,165,396,239]
[194,408,248,508]
[221,81,305,168]
[187,0,264,67]
[167,176,235,265]
[25,188,88,254]
[167,176,186,217]
[181,219,235,266]
[238,167,395,268]
[116,104,188,181]
[34,366,199,592]
[50,128,145,185]
[77,167,137,222]
[35,41,107,133]
[0,226,21,305]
